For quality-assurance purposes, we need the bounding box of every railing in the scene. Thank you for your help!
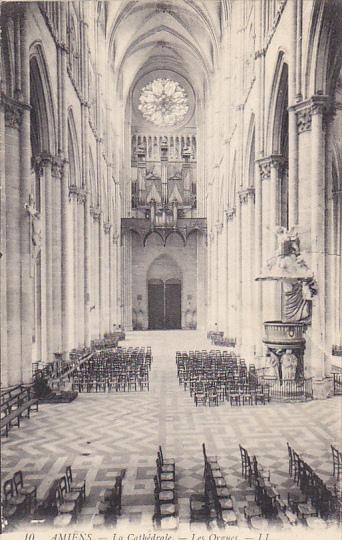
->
[259,377,313,401]
[333,373,342,395]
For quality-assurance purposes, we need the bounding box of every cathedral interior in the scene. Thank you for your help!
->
[0,0,342,534]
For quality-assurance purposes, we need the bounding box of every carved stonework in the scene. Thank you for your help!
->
[215,222,223,234]
[51,157,64,179]
[112,233,120,245]
[258,159,271,180]
[104,221,112,234]
[4,102,23,129]
[239,187,255,205]
[90,206,101,222]
[296,107,311,133]
[295,96,330,134]
[69,184,78,201]
[225,207,236,221]
[77,188,87,205]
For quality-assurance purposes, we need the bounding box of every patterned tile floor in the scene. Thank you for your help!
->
[1,330,342,537]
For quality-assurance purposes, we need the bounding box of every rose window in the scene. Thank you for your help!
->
[138,78,189,127]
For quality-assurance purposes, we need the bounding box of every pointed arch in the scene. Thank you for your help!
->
[67,108,81,187]
[29,42,57,156]
[165,230,186,247]
[1,24,15,97]
[89,147,97,206]
[266,52,288,156]
[143,230,164,247]
[245,113,255,188]
[304,0,342,99]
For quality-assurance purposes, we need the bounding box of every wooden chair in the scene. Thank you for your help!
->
[202,442,218,466]
[287,442,294,477]
[3,478,28,515]
[156,457,175,482]
[60,475,82,512]
[65,466,86,502]
[239,444,250,479]
[55,483,77,517]
[331,445,342,479]
[12,471,37,512]
[158,447,175,472]
[189,493,210,526]
[100,475,123,518]
[154,475,175,504]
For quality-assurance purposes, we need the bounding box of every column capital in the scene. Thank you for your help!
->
[77,188,87,205]
[290,95,331,134]
[239,187,255,205]
[69,184,78,200]
[2,95,30,129]
[225,207,236,221]
[90,205,101,222]
[257,155,286,179]
[215,221,223,233]
[51,156,65,179]
[112,233,120,245]
[103,221,112,234]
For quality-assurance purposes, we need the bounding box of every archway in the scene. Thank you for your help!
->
[147,255,182,330]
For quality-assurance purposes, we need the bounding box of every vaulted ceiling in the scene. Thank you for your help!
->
[106,0,225,103]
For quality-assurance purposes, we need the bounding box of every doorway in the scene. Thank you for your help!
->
[148,278,181,329]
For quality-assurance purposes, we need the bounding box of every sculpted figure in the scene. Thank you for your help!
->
[281,349,297,380]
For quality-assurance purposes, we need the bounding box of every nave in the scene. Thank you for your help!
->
[1,331,340,531]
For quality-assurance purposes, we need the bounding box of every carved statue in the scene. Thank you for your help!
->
[281,349,297,380]
[25,195,41,256]
[266,351,280,379]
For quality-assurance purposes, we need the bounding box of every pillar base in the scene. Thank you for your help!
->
[312,377,333,399]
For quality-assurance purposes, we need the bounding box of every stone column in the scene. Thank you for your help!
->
[104,221,112,332]
[52,158,63,352]
[310,97,329,391]
[19,9,34,382]
[0,98,8,386]
[98,212,104,336]
[41,155,54,361]
[226,208,235,339]
[4,101,23,385]
[84,194,90,346]
[122,232,132,330]
[235,194,242,347]
[239,188,255,358]
[61,165,73,354]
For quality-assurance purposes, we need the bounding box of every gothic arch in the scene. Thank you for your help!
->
[228,153,237,208]
[147,253,182,282]
[29,42,57,156]
[244,113,255,187]
[143,230,164,247]
[304,0,342,99]
[266,52,288,156]
[67,108,81,187]
[164,230,186,247]
[1,25,14,97]
[89,148,97,206]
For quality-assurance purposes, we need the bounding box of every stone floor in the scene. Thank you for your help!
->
[1,330,341,537]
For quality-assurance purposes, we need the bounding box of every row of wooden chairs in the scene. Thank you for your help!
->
[287,443,341,524]
[32,466,86,527]
[153,447,178,529]
[240,446,298,529]
[2,471,37,528]
[189,444,238,527]
[71,347,152,393]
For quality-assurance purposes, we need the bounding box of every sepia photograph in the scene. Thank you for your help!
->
[0,0,341,539]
